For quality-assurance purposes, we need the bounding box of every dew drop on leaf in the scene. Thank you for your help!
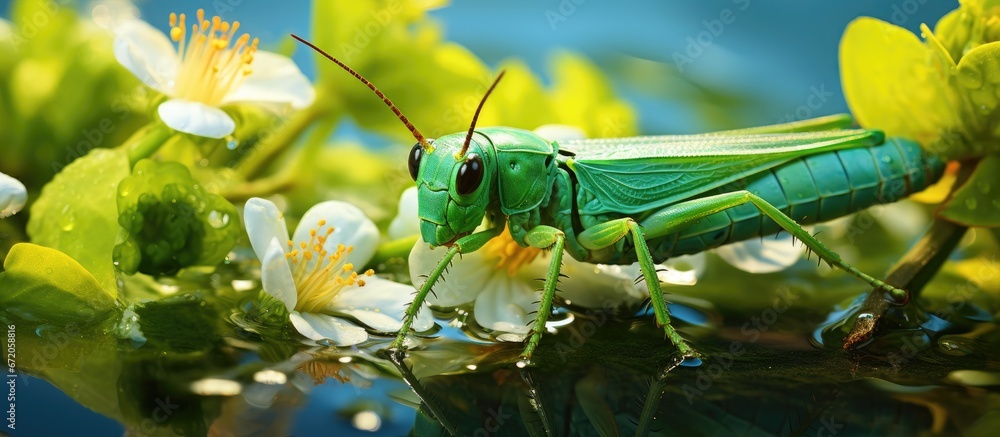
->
[208,210,230,228]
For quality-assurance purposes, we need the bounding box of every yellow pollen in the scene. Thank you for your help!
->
[481,228,542,276]
[318,220,326,226]
[166,9,260,105]
[283,236,372,314]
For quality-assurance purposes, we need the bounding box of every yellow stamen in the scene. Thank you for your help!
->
[281,226,376,314]
[481,228,542,276]
[167,9,259,105]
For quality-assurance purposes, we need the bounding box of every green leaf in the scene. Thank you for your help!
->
[0,243,117,323]
[114,159,240,276]
[938,155,1000,227]
[311,0,490,140]
[27,148,131,293]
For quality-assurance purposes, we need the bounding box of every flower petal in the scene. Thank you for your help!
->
[221,51,315,109]
[112,19,178,95]
[387,187,420,240]
[409,241,491,307]
[244,197,291,262]
[289,312,368,345]
[331,276,434,332]
[158,99,236,139]
[261,238,297,311]
[713,233,804,274]
[840,17,950,145]
[473,274,538,335]
[293,200,379,269]
[538,255,648,309]
[0,171,28,219]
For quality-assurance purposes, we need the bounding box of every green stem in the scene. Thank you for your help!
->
[222,114,338,201]
[235,102,333,179]
[123,123,173,165]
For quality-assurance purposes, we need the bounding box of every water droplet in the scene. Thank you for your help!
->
[516,359,529,368]
[937,337,974,356]
[190,378,242,396]
[35,324,55,337]
[59,208,76,231]
[226,137,240,150]
[351,410,382,432]
[680,357,703,367]
[958,64,985,89]
[965,198,978,210]
[881,155,892,163]
[208,210,230,228]
[252,369,287,385]
[120,190,129,197]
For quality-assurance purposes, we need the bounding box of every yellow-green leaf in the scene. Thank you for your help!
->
[27,148,130,293]
[0,243,117,323]
[938,155,1000,227]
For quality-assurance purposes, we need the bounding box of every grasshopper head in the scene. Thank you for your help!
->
[409,132,495,246]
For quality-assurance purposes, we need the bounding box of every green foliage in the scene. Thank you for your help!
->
[0,0,150,189]
[840,3,1000,227]
[27,148,131,292]
[0,243,116,323]
[308,0,636,143]
[939,155,1000,227]
[115,160,240,276]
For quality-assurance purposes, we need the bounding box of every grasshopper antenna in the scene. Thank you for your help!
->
[290,34,433,152]
[458,71,506,158]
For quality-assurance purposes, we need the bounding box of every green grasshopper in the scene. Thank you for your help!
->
[292,35,945,363]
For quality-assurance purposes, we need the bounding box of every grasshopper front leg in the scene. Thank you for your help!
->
[390,220,506,355]
[519,225,567,363]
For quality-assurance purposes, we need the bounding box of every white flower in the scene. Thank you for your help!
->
[0,171,27,219]
[244,197,432,345]
[113,9,314,138]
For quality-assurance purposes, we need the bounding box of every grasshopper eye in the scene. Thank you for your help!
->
[407,143,422,181]
[455,153,483,196]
